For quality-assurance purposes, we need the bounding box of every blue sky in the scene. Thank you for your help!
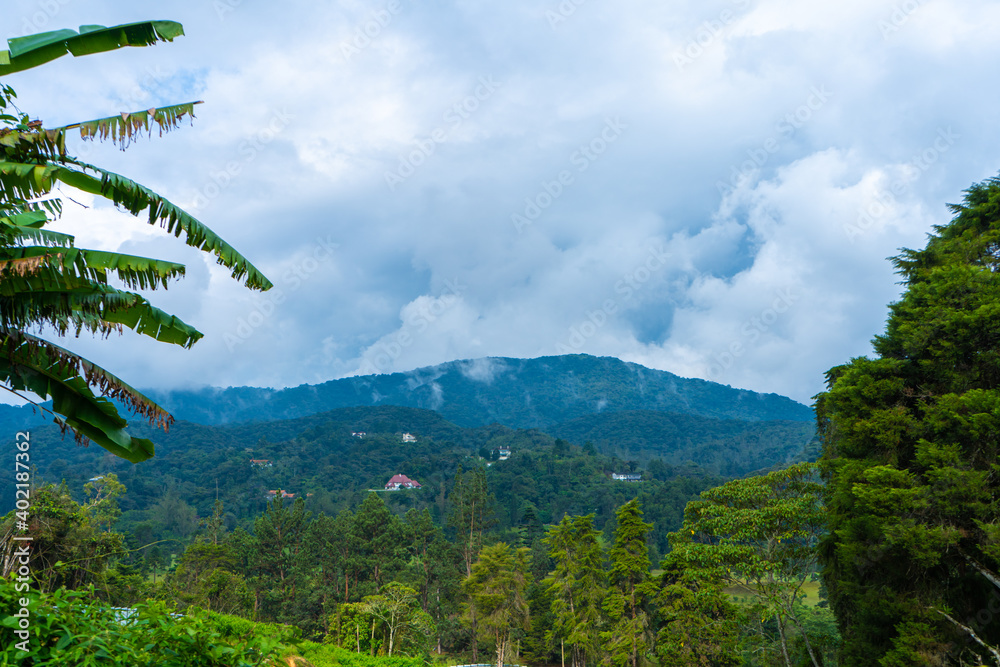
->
[5,0,1000,404]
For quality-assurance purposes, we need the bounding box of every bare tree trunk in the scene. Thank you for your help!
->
[787,608,822,667]
[776,615,792,667]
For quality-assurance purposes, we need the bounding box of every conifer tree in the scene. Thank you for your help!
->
[543,513,607,667]
[602,499,657,667]
[463,542,532,667]
[817,175,1000,665]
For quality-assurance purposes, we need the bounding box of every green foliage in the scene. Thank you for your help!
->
[602,500,657,667]
[0,578,280,666]
[294,641,426,667]
[655,558,742,667]
[0,481,125,592]
[817,175,1000,665]
[463,542,532,667]
[668,462,827,667]
[542,513,607,667]
[0,22,269,462]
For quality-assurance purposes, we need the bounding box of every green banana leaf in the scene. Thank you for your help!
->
[0,331,166,462]
[0,21,184,76]
[0,160,272,290]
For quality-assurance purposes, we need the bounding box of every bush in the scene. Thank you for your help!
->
[0,577,281,666]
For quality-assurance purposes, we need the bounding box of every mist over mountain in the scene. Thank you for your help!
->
[146,354,814,428]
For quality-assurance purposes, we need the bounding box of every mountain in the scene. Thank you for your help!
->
[143,354,813,428]
[547,410,815,477]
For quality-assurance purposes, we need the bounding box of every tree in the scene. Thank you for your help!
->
[0,22,270,462]
[655,556,742,667]
[449,464,497,661]
[463,542,532,667]
[817,175,1000,665]
[361,581,435,656]
[602,499,657,667]
[353,492,405,591]
[543,513,607,667]
[234,495,311,621]
[667,462,826,667]
[1,481,124,592]
[449,464,496,576]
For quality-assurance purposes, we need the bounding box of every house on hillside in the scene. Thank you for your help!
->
[351,432,366,438]
[249,459,273,468]
[385,474,422,490]
[611,473,642,482]
[497,447,511,461]
[401,433,417,443]
[265,489,297,499]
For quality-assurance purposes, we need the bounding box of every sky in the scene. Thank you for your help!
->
[4,0,1000,405]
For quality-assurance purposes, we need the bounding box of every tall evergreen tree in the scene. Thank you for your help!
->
[602,499,656,667]
[655,556,742,667]
[817,175,1000,665]
[463,542,532,667]
[543,513,607,667]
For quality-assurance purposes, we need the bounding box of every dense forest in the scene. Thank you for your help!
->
[0,404,813,557]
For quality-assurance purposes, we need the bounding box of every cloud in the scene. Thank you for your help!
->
[2,0,998,406]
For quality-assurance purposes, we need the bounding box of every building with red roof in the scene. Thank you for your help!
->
[385,474,421,490]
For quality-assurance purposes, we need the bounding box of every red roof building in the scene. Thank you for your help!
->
[385,474,421,490]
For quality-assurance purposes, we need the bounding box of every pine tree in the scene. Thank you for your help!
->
[817,175,1000,665]
[463,542,532,667]
[543,513,607,667]
[602,499,656,667]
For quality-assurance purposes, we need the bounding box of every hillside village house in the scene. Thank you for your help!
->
[611,473,642,482]
[266,489,296,499]
[351,432,366,438]
[401,433,417,443]
[250,459,273,468]
[385,474,421,490]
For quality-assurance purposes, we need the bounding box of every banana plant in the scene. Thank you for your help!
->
[0,22,272,463]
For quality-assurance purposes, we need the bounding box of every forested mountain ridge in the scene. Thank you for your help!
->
[146,354,814,427]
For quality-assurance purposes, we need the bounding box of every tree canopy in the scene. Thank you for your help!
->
[817,175,1000,665]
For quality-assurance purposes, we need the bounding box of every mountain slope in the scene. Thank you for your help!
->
[547,410,816,477]
[146,354,813,428]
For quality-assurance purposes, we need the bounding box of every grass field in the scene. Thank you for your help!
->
[724,580,822,607]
